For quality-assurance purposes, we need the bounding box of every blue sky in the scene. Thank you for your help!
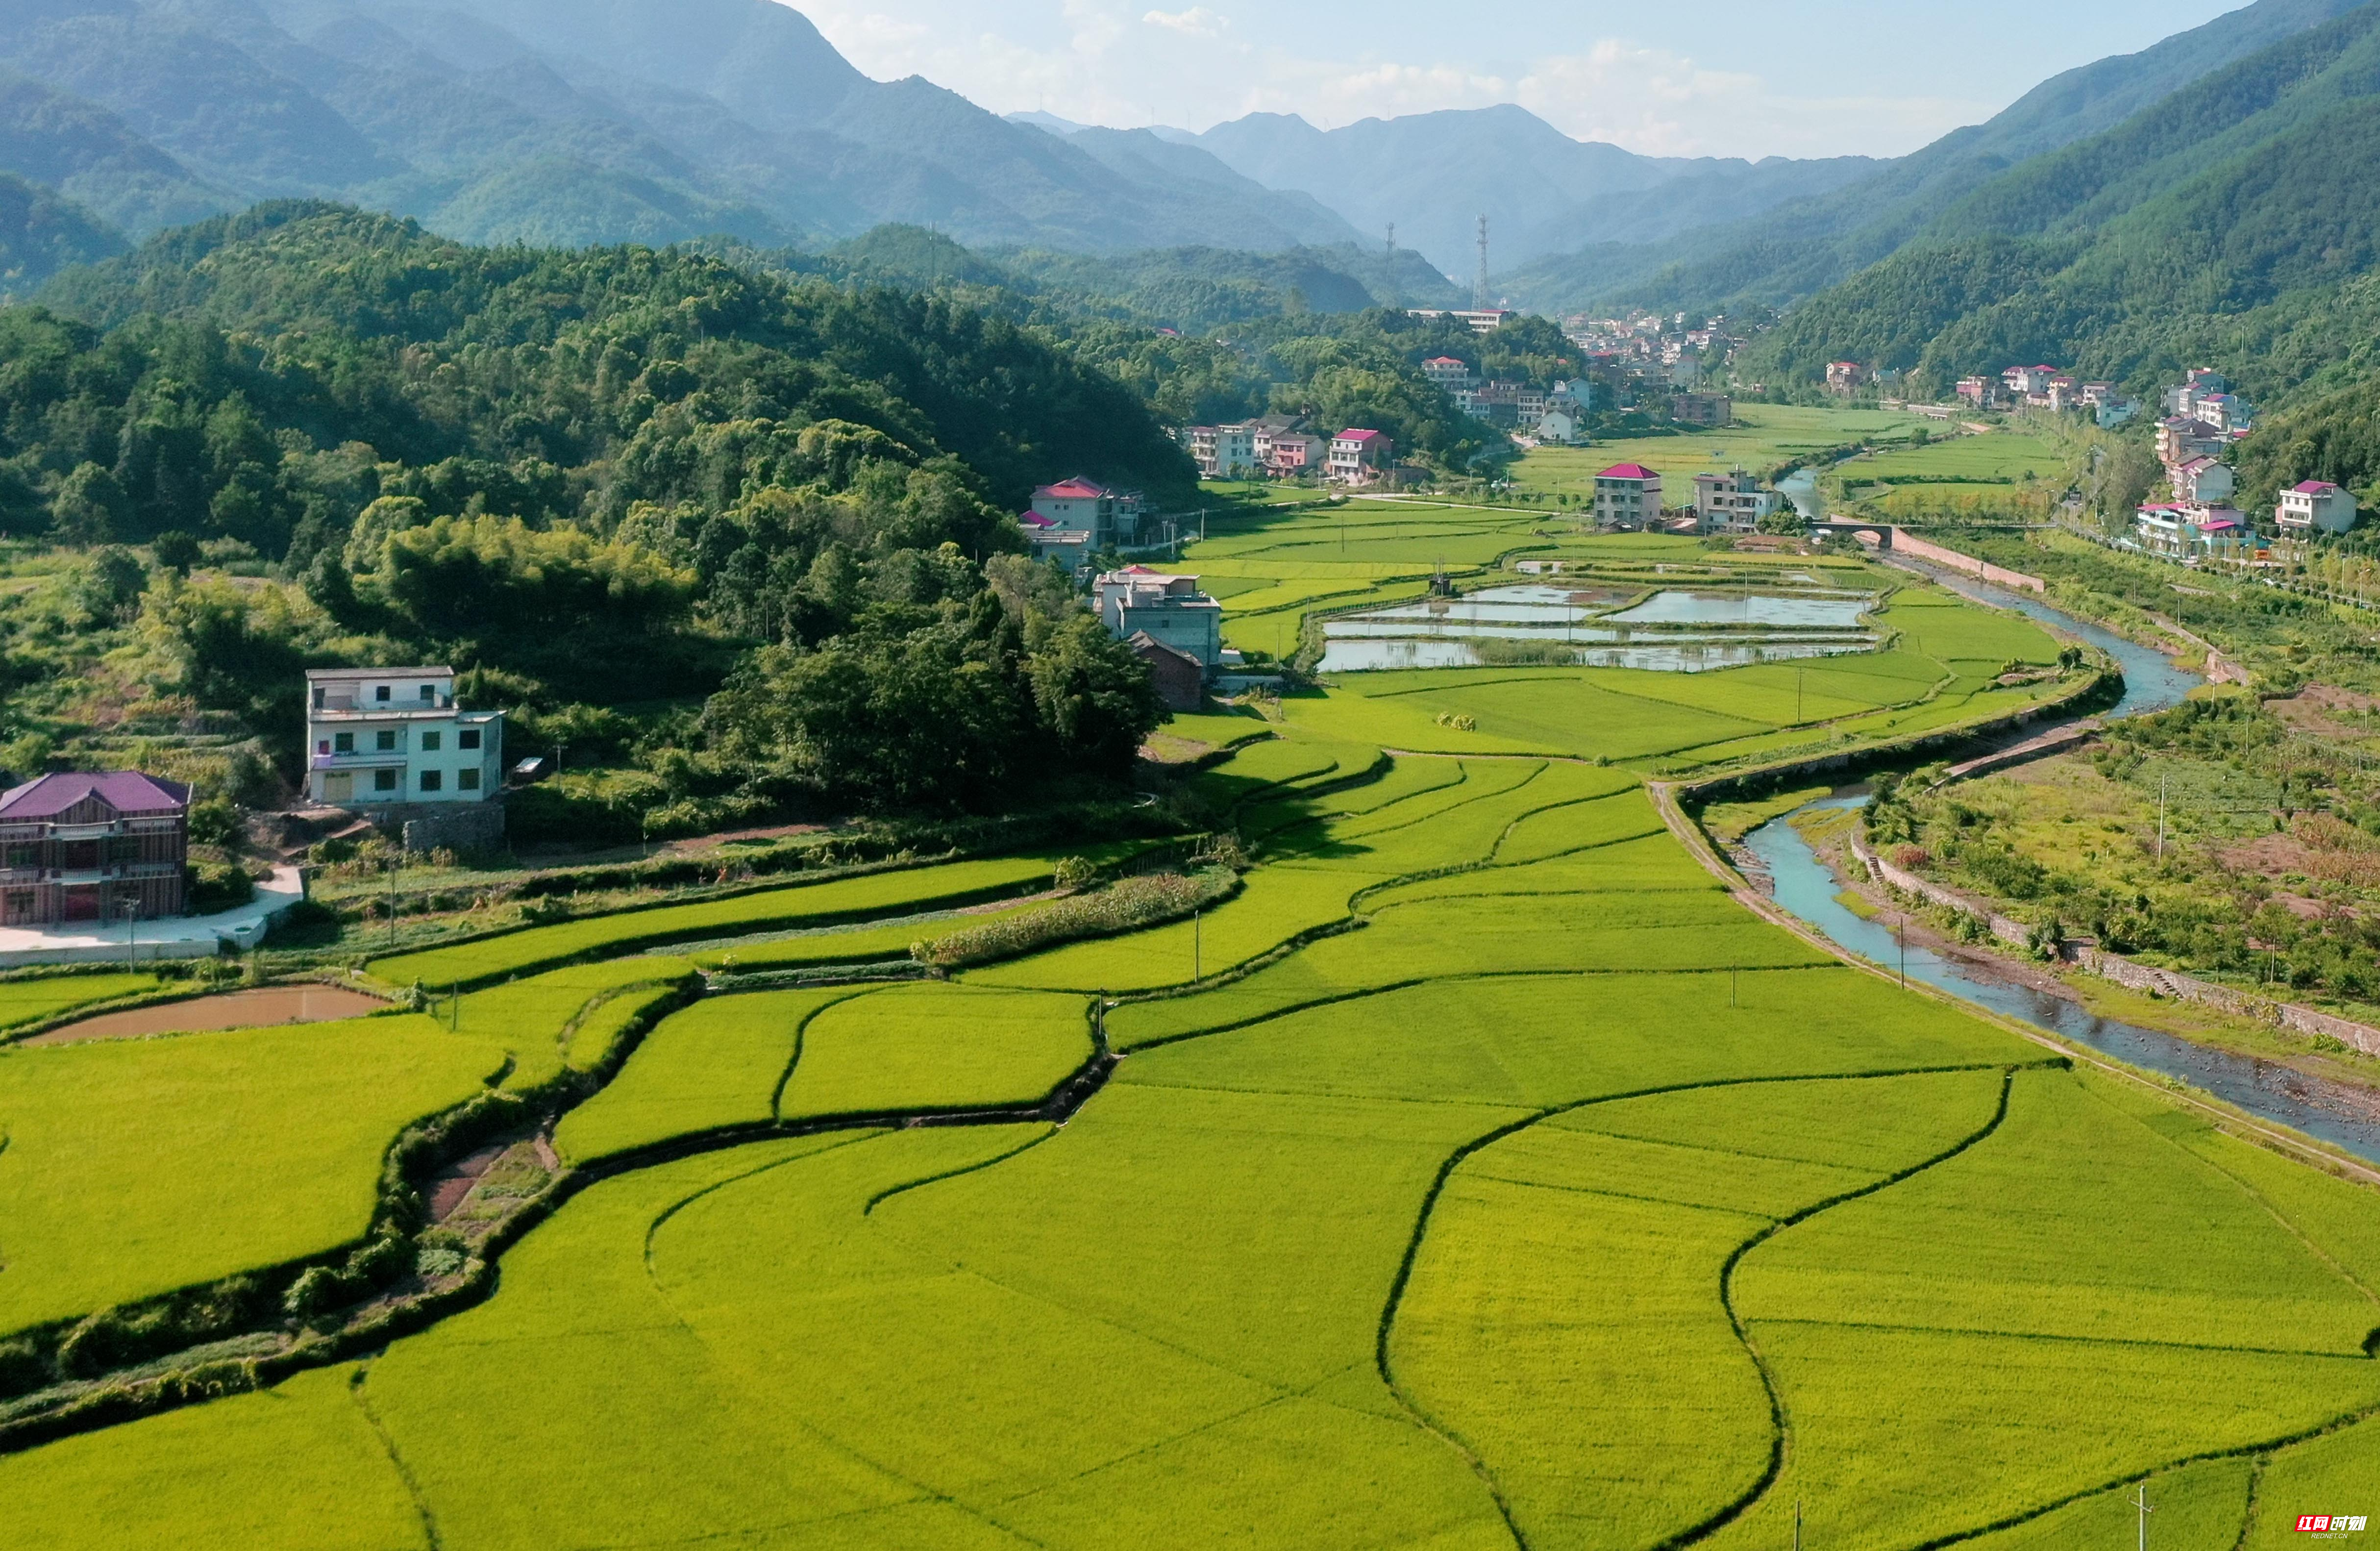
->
[792,0,2249,157]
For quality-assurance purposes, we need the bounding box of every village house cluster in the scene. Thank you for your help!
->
[1951,365,2132,421]
[1177,418,1397,487]
[2125,368,2357,564]
[1582,464,1786,535]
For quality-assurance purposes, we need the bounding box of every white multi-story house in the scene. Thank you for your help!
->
[305,668,503,809]
[2174,457,2235,505]
[1421,356,1474,386]
[1535,408,1583,446]
[1185,425,1259,479]
[1593,463,1662,529]
[1020,478,1144,569]
[1092,567,1224,668]
[1328,429,1393,485]
[2278,480,2359,536]
[1692,470,1781,533]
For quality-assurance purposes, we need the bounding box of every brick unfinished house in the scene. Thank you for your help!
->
[0,771,190,926]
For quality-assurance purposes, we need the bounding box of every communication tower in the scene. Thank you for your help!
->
[1473,215,1489,310]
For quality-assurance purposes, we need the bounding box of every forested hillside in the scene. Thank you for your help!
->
[1736,1,2380,411]
[1500,0,2368,316]
[0,0,1352,254]
[0,203,1184,823]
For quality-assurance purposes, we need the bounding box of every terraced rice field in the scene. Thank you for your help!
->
[2,667,2373,1544]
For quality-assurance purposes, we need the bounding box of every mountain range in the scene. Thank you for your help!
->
[0,0,1362,263]
[1501,0,2374,316]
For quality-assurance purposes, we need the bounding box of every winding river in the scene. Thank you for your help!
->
[1740,568,2380,1162]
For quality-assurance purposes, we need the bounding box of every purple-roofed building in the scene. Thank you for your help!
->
[0,771,189,926]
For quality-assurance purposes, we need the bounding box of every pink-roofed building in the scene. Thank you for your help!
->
[1022,477,1144,566]
[1825,361,1868,395]
[1421,356,1474,386]
[2134,502,2191,559]
[1593,463,1663,529]
[0,771,189,926]
[1328,429,1393,485]
[2278,479,2359,536]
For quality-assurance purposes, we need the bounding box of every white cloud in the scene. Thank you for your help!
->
[783,0,1992,157]
[1143,6,1228,38]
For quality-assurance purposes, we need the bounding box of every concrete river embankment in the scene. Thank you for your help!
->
[1739,577,2380,1164]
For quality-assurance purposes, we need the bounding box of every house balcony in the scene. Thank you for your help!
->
[312,751,412,771]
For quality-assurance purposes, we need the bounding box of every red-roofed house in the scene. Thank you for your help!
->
[1328,429,1393,485]
[0,772,189,926]
[1421,357,1474,387]
[1593,464,1663,529]
[2278,480,2359,536]
[1023,477,1144,567]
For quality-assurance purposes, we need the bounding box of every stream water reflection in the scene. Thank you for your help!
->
[1738,574,2380,1162]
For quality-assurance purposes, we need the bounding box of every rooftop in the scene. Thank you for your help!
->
[1035,478,1110,500]
[0,771,189,819]
[305,666,453,682]
[1598,463,1660,480]
[1335,428,1386,444]
[2294,480,2345,494]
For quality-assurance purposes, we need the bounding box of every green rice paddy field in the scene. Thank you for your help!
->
[1,509,2372,1548]
[5,702,2379,1550]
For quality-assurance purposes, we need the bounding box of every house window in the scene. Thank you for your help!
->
[317,740,331,756]
[420,770,443,793]
[457,768,481,792]
[421,731,442,752]
[375,685,392,702]
[419,685,436,702]
[373,769,398,793]
[376,730,398,752]
[334,732,355,754]
[458,728,481,750]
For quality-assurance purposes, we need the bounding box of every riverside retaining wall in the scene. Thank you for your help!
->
[1848,828,2380,1059]
[1889,529,2047,592]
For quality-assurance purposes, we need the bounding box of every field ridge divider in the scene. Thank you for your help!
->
[1371,1062,2024,1551]
[346,1363,445,1551]
[1670,1067,2022,1551]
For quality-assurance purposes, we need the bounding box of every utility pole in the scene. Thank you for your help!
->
[1193,906,1202,981]
[1473,215,1490,311]
[1899,916,1907,988]
[2134,1483,2154,1551]
[1797,666,1805,724]
[2157,771,2168,861]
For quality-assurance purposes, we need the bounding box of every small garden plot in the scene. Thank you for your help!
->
[447,955,699,1091]
[372,855,1061,987]
[0,1017,504,1336]
[0,974,166,1041]
[960,866,1378,993]
[778,984,1093,1121]
[553,988,865,1162]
